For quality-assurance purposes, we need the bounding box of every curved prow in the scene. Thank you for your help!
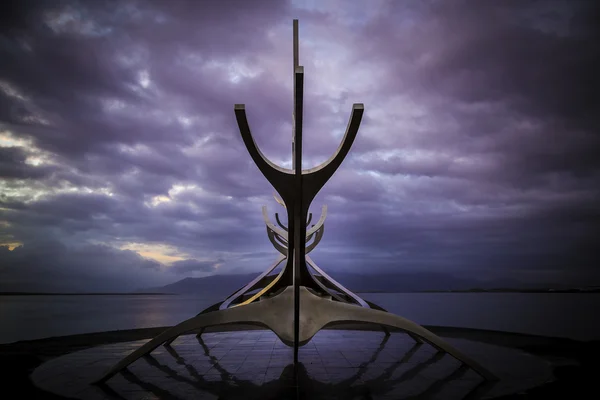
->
[302,104,364,201]
[235,105,293,195]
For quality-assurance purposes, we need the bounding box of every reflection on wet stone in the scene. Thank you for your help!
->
[31,330,554,399]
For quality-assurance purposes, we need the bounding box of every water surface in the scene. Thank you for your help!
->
[1,293,598,344]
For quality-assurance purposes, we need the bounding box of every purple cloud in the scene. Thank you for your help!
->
[0,0,598,291]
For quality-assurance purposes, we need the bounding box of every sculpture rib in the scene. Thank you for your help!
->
[264,205,322,256]
[306,255,369,308]
[267,204,394,339]
[275,213,288,231]
[231,266,286,307]
[262,206,287,238]
[266,228,288,256]
[219,254,286,310]
[273,230,289,247]
[306,205,327,237]
[305,225,324,254]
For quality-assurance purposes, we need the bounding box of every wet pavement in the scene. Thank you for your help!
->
[31,329,554,399]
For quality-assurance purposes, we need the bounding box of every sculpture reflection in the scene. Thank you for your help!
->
[98,332,494,400]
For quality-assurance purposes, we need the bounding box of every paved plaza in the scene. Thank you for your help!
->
[31,329,553,399]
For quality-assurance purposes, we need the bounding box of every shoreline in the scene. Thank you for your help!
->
[2,325,597,399]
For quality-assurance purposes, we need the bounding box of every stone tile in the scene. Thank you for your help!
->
[322,357,353,368]
[268,357,292,368]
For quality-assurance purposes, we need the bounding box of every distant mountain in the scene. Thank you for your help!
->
[138,271,526,295]
[139,274,259,296]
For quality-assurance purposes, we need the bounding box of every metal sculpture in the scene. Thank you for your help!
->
[95,19,497,384]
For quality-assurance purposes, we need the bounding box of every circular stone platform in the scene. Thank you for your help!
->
[31,330,554,400]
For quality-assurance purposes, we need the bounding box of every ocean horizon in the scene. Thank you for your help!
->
[1,292,599,344]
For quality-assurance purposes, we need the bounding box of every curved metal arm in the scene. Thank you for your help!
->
[306,205,327,237]
[302,104,363,176]
[235,105,294,197]
[219,254,286,310]
[306,224,324,254]
[273,230,288,247]
[267,227,288,256]
[306,212,313,226]
[306,255,369,308]
[231,265,287,308]
[266,206,319,239]
[262,206,287,239]
[266,226,320,255]
[275,213,288,231]
[302,104,364,201]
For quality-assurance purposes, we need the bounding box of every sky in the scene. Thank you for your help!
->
[0,0,599,292]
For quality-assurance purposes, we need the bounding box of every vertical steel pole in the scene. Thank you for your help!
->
[292,19,298,172]
[292,18,301,368]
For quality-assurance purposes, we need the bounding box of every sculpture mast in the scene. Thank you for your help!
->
[292,19,298,171]
[292,18,303,366]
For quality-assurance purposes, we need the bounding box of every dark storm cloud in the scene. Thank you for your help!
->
[1,188,270,258]
[354,0,600,180]
[322,0,599,284]
[0,146,56,179]
[421,1,600,131]
[0,239,172,292]
[0,0,598,291]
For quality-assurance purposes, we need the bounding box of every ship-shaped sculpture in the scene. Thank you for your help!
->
[95,20,496,384]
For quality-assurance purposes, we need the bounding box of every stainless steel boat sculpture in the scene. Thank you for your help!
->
[95,20,497,384]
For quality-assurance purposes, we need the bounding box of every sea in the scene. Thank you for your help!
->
[1,292,599,344]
